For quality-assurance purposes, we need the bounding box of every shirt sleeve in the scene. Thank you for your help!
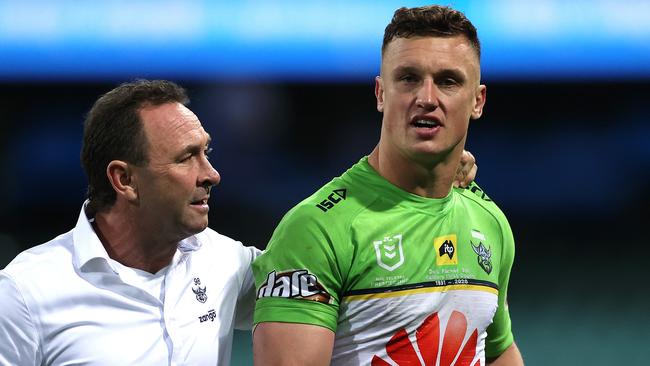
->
[0,272,41,366]
[484,215,516,357]
[234,246,263,330]
[252,207,347,332]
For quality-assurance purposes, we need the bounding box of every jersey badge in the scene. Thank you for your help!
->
[470,230,492,274]
[434,234,458,266]
[374,234,405,271]
[192,277,208,303]
[257,269,333,304]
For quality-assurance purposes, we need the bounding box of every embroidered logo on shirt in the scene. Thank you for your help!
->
[198,309,217,323]
[374,234,405,272]
[470,230,492,274]
[192,277,208,303]
[434,234,458,266]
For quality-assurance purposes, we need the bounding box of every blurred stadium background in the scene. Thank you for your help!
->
[1,1,649,364]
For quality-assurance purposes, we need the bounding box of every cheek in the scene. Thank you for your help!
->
[384,93,411,118]
[160,172,195,194]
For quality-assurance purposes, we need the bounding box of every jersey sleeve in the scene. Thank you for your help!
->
[0,272,41,366]
[484,211,516,357]
[252,206,350,332]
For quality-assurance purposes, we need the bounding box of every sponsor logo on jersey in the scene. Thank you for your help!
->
[198,309,216,323]
[374,234,405,271]
[434,234,458,266]
[372,311,479,366]
[463,182,492,202]
[315,188,347,212]
[257,269,332,304]
[192,277,208,303]
[470,230,493,274]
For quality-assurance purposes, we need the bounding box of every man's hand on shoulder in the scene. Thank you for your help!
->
[454,149,478,188]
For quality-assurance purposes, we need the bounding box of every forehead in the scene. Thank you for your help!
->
[382,35,480,75]
[139,102,208,147]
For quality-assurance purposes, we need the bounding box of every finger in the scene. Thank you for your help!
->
[460,163,478,187]
[461,150,476,165]
[455,150,472,186]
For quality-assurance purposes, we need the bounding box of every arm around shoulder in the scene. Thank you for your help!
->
[486,342,523,366]
[253,322,335,366]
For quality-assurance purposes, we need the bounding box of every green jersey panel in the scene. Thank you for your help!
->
[253,157,516,364]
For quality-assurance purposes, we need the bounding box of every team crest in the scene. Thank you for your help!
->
[470,230,492,274]
[192,277,208,303]
[374,234,404,271]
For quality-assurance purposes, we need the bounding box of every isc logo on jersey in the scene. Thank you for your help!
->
[315,188,347,212]
[257,269,333,304]
[434,234,458,265]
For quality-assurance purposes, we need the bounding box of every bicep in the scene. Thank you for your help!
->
[253,322,335,366]
[486,342,523,366]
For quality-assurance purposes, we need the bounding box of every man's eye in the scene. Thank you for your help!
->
[439,78,457,86]
[204,147,213,159]
[400,75,418,83]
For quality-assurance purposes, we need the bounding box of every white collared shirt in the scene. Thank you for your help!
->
[0,204,260,365]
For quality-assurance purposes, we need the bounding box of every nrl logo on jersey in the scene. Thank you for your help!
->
[374,234,404,271]
[470,230,492,274]
[257,269,333,304]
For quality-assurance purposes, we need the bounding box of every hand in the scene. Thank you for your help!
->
[453,150,477,188]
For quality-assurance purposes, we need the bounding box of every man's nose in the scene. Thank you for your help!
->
[199,158,221,189]
[416,79,439,110]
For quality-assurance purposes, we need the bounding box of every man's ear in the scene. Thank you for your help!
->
[471,84,487,120]
[375,76,385,113]
[106,160,138,202]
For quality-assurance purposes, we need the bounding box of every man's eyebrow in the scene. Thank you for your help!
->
[179,135,212,157]
[435,68,466,82]
[393,65,420,75]
[392,65,464,80]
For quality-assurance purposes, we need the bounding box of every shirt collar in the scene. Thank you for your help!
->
[72,201,115,273]
[72,201,203,273]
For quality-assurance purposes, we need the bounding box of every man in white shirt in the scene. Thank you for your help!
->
[0,80,259,365]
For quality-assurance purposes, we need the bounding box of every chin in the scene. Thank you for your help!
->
[183,221,209,237]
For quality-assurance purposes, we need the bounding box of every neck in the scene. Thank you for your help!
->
[367,145,461,199]
[92,204,177,274]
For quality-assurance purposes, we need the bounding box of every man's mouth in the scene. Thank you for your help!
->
[412,118,441,128]
[191,198,208,206]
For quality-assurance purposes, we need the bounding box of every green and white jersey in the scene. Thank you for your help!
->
[253,157,515,366]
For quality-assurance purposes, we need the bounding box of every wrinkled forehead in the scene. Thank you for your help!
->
[139,102,208,143]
